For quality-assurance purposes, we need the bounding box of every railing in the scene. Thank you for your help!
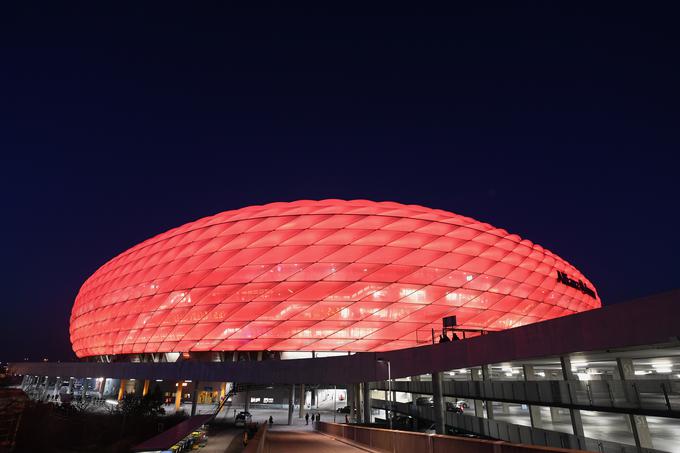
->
[372,379,680,415]
[370,399,666,453]
[315,420,587,453]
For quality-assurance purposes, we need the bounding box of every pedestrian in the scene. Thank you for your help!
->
[268,415,273,426]
[316,413,320,422]
[305,412,309,425]
[345,414,349,424]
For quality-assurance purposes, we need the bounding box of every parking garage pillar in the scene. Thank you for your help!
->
[53,379,61,399]
[244,387,250,413]
[481,365,494,419]
[191,381,200,416]
[80,378,87,399]
[550,407,562,422]
[616,358,654,449]
[142,379,150,397]
[67,377,74,395]
[99,378,107,398]
[431,371,446,435]
[470,368,484,417]
[41,376,50,400]
[523,365,543,429]
[287,384,295,425]
[175,380,184,412]
[354,383,363,423]
[363,382,371,424]
[560,356,586,441]
[219,382,227,400]
[299,384,306,418]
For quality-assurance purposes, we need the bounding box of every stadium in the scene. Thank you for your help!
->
[69,199,600,361]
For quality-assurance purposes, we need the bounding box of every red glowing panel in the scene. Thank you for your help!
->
[70,199,601,357]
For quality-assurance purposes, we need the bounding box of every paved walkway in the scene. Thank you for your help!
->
[266,428,374,453]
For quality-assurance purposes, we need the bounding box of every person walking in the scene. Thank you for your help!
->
[268,415,273,426]
[305,412,309,425]
[316,413,320,422]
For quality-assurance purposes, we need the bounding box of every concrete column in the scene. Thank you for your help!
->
[616,358,654,449]
[311,387,317,407]
[175,380,184,411]
[142,379,150,397]
[99,378,107,398]
[432,371,446,434]
[354,383,362,423]
[560,356,585,440]
[68,378,74,395]
[288,384,295,425]
[244,387,250,412]
[80,378,87,399]
[350,383,362,423]
[220,382,227,399]
[53,379,61,398]
[363,382,372,424]
[299,384,306,418]
[471,368,484,417]
[191,381,200,416]
[550,407,561,422]
[41,376,50,400]
[118,379,127,401]
[523,365,543,429]
[481,365,494,419]
[347,383,354,420]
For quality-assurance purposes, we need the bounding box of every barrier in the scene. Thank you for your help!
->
[243,422,268,453]
[315,421,588,453]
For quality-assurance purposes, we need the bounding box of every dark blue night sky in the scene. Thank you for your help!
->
[1,3,678,361]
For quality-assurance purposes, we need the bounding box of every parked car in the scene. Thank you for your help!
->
[456,400,469,409]
[234,411,252,426]
[336,405,351,413]
[446,401,463,413]
[415,396,433,406]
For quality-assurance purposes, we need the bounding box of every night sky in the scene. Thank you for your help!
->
[2,4,679,362]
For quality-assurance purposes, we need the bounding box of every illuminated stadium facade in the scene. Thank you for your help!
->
[69,199,601,361]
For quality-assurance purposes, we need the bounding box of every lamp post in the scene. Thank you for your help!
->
[333,384,337,423]
[377,358,392,430]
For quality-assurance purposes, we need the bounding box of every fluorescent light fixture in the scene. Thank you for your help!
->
[652,362,672,369]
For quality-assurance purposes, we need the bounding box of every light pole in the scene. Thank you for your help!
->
[377,358,392,430]
[333,384,337,422]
